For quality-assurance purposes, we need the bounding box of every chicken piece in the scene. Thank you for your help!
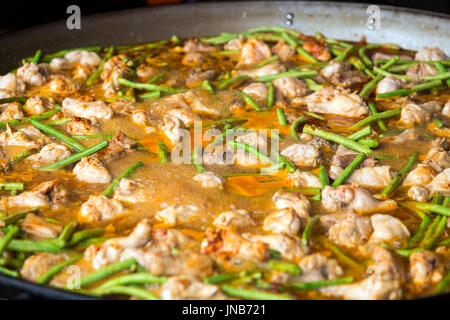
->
[294,86,368,118]
[101,55,131,96]
[243,233,308,262]
[302,41,331,62]
[135,64,158,82]
[408,185,430,202]
[281,143,320,168]
[168,107,200,127]
[152,228,198,252]
[62,97,113,121]
[181,90,221,116]
[380,128,419,144]
[272,41,295,61]
[160,275,225,300]
[46,74,78,94]
[112,179,148,204]
[403,164,436,187]
[263,208,302,236]
[400,102,432,126]
[272,190,311,220]
[407,47,448,78]
[0,180,64,210]
[423,138,450,173]
[182,52,206,65]
[108,98,135,116]
[321,185,397,215]
[20,253,65,281]
[238,39,272,67]
[183,39,218,52]
[20,213,63,240]
[330,145,375,172]
[85,219,152,269]
[193,171,225,189]
[79,195,124,222]
[319,61,368,87]
[273,77,308,99]
[0,73,25,94]
[297,253,344,282]
[376,76,404,94]
[73,157,112,184]
[0,103,24,121]
[49,50,102,71]
[155,205,199,227]
[368,214,410,248]
[321,246,404,300]
[129,110,155,135]
[320,213,373,250]
[0,124,42,149]
[288,170,322,188]
[409,250,444,288]
[22,96,51,115]
[212,209,256,229]
[16,62,48,87]
[339,166,393,189]
[428,168,450,196]
[27,143,71,168]
[242,82,268,101]
[201,228,269,261]
[67,117,97,135]
[236,61,286,78]
[224,36,246,51]
[92,131,135,164]
[186,68,216,86]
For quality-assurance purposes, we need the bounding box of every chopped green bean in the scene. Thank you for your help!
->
[37,254,83,284]
[222,284,293,300]
[302,215,320,247]
[103,161,143,197]
[266,83,274,108]
[276,108,288,125]
[93,285,159,300]
[86,46,114,85]
[31,119,85,152]
[98,273,167,288]
[254,69,317,82]
[216,75,249,90]
[382,152,418,196]
[157,139,168,163]
[267,260,301,275]
[332,153,365,187]
[75,258,136,288]
[350,109,401,130]
[347,126,372,140]
[290,116,308,140]
[233,90,261,111]
[284,277,354,291]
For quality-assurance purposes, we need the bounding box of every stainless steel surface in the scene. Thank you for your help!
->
[0,1,447,299]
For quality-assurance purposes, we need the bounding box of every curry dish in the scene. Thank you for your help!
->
[0,26,449,300]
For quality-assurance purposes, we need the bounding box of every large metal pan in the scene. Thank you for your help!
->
[0,1,448,299]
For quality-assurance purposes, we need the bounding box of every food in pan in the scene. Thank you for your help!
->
[0,26,449,300]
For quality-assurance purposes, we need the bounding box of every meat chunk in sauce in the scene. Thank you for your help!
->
[21,213,63,240]
[79,195,124,222]
[73,157,112,184]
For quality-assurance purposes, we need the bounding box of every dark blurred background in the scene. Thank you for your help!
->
[1,0,449,34]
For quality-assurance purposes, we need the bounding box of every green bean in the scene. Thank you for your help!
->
[226,141,273,164]
[37,254,83,284]
[116,40,167,53]
[266,83,275,108]
[376,88,411,99]
[410,202,450,217]
[283,277,354,291]
[38,140,108,170]
[157,139,168,163]
[216,75,249,90]
[283,187,321,195]
[302,215,320,247]
[424,216,448,249]
[0,208,39,227]
[357,138,380,148]
[56,220,78,248]
[359,43,399,66]
[72,134,113,140]
[303,125,373,154]
[98,273,167,288]
[359,75,384,99]
[274,153,296,174]
[31,119,85,152]
[303,111,325,120]
[412,79,444,93]
[380,242,423,258]
[93,285,159,300]
[281,32,318,63]
[222,172,261,178]
[6,239,61,253]
[267,259,301,275]
[0,97,28,104]
[439,238,450,246]
[86,46,114,85]
[290,116,308,140]
[379,129,406,137]
[138,91,161,99]
[380,56,400,70]
[117,77,185,94]
[435,62,450,86]
[373,66,411,80]
[421,71,450,81]
[305,78,324,91]
[207,126,242,148]
[332,153,365,188]
[195,80,215,95]
[213,50,240,55]
[22,49,42,64]
[0,225,19,256]
[222,284,293,300]
[433,118,444,129]
[200,32,244,44]
[334,45,355,62]
[192,147,206,173]
[421,216,440,245]
[67,228,105,247]
[382,152,418,196]
[233,90,261,111]
[204,273,236,284]
[0,266,19,277]
[320,237,363,270]
[103,161,143,197]
[254,69,317,82]
[347,126,372,140]
[0,105,62,129]
[408,215,432,248]
[276,108,288,125]
[435,271,450,294]
[247,26,301,38]
[368,102,387,131]
[350,109,401,130]
[39,46,102,62]
[44,118,72,126]
[75,258,136,288]
[318,165,330,188]
[0,182,25,191]
[254,55,279,68]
